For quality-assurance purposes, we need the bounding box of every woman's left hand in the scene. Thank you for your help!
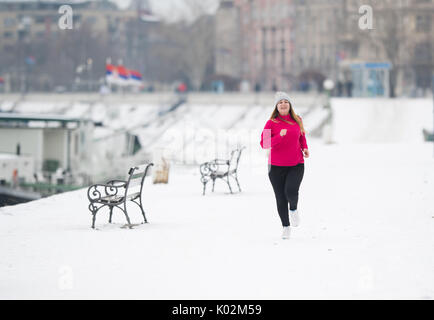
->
[303,149,310,158]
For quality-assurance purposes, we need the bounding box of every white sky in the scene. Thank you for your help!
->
[113,0,220,22]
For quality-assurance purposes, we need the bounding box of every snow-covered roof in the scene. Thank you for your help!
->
[0,153,19,160]
[0,113,93,124]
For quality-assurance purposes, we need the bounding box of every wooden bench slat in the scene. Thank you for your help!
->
[129,178,143,188]
[130,173,143,180]
[134,164,151,172]
[101,194,124,203]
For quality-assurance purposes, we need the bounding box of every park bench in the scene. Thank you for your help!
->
[87,163,153,229]
[200,146,245,195]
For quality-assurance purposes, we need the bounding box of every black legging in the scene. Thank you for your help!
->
[268,163,305,227]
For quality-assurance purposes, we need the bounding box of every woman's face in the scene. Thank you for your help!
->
[277,99,290,116]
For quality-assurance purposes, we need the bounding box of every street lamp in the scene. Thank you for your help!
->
[87,58,93,92]
[323,78,335,109]
[322,78,335,144]
[323,79,335,91]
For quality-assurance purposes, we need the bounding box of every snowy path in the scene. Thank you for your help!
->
[1,139,433,299]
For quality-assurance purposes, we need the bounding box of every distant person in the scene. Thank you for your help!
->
[300,81,309,92]
[254,83,261,92]
[346,80,353,97]
[177,82,187,93]
[337,80,343,97]
[260,92,309,240]
[12,169,18,188]
[99,85,110,95]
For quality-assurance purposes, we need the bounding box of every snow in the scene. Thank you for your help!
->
[331,98,433,144]
[0,98,433,299]
[0,153,18,160]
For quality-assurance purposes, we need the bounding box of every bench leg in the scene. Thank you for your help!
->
[202,181,207,195]
[234,174,242,192]
[140,207,148,224]
[122,203,132,227]
[137,198,148,223]
[128,199,148,224]
[89,203,98,229]
[226,176,233,194]
[91,212,97,229]
[108,206,114,223]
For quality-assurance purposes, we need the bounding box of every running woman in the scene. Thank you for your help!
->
[260,92,309,239]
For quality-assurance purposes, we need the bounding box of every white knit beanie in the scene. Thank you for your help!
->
[274,91,291,107]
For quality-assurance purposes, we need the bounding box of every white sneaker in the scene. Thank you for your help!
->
[290,209,300,227]
[282,226,291,239]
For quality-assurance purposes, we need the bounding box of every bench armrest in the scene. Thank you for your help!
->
[200,158,230,176]
[87,183,126,203]
[211,159,230,166]
[200,161,216,176]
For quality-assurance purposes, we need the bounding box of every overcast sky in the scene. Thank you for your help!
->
[113,0,220,22]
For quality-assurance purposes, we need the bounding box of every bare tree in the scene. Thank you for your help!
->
[180,15,215,90]
[147,12,215,90]
[0,0,217,92]
[0,22,116,92]
[183,0,219,23]
[166,0,216,90]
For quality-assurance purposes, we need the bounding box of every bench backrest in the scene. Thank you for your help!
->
[228,146,245,172]
[125,163,153,197]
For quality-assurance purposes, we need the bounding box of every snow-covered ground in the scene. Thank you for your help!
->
[0,98,433,299]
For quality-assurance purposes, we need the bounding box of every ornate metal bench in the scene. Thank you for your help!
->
[87,163,154,229]
[200,147,245,195]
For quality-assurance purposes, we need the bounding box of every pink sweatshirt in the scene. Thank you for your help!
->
[260,114,308,166]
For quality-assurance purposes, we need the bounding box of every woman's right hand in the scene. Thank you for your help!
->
[280,129,287,136]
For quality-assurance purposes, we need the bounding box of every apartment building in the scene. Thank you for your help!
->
[215,0,434,95]
[216,0,295,92]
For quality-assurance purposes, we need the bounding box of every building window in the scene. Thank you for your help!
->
[86,16,97,25]
[414,42,432,63]
[308,46,313,64]
[299,57,304,67]
[220,1,234,8]
[34,16,45,24]
[414,66,431,89]
[4,17,16,28]
[416,15,431,32]
[351,43,359,58]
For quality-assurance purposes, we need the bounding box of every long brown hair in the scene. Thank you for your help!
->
[270,100,306,135]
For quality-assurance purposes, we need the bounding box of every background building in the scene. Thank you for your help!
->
[215,0,242,89]
[0,0,151,92]
[215,0,295,92]
[215,0,434,96]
